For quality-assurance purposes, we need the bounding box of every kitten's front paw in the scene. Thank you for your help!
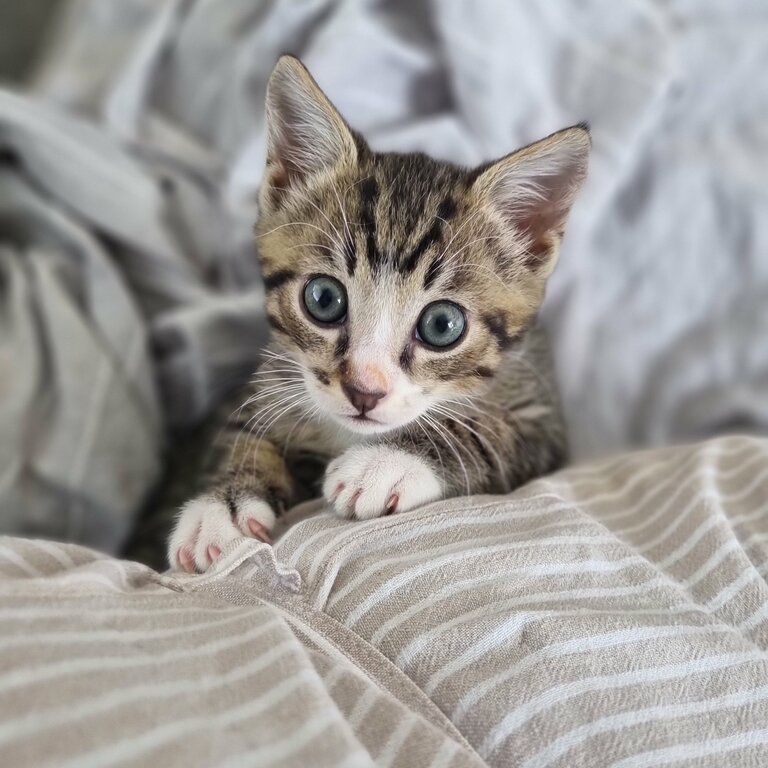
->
[168,493,275,573]
[323,445,443,521]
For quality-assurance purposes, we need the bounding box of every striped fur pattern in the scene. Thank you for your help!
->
[3,436,768,766]
[168,56,590,572]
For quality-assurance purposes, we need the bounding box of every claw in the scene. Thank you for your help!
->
[207,544,221,562]
[247,518,272,544]
[385,493,399,515]
[347,489,363,516]
[177,546,196,573]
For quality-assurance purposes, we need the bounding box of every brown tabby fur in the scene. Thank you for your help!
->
[174,56,590,557]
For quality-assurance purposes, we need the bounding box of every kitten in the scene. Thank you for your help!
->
[168,55,590,572]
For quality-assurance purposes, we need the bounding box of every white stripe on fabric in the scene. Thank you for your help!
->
[23,540,77,569]
[705,567,759,612]
[54,669,318,768]
[522,683,768,768]
[342,529,614,629]
[739,529,768,550]
[0,617,285,694]
[348,687,381,729]
[655,514,722,567]
[608,728,768,768]
[323,441,763,611]
[216,711,350,768]
[738,601,768,632]
[393,578,671,668]
[0,603,244,621]
[320,664,347,693]
[327,505,567,608]
[377,713,417,767]
[0,639,297,745]
[551,435,727,494]
[592,445,721,525]
[682,539,742,588]
[586,439,759,526]
[305,500,559,587]
[0,545,43,577]
[645,464,768,560]
[306,437,718,582]
[613,449,765,542]
[450,624,726,724]
[284,518,349,577]
[13,572,131,593]
[301,438,760,587]
[480,651,764,758]
[729,503,768,528]
[370,555,648,650]
[427,739,460,768]
[334,750,378,768]
[0,609,258,652]
[637,495,720,556]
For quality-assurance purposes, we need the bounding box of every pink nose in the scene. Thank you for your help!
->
[342,382,386,415]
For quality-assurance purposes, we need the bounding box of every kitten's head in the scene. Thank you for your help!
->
[256,56,590,435]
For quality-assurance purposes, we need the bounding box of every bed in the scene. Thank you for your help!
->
[2,435,768,766]
[1,1,767,765]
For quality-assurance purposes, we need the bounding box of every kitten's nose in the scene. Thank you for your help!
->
[342,382,386,415]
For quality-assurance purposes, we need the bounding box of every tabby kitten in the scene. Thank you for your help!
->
[168,55,590,572]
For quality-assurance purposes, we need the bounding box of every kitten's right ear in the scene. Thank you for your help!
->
[471,125,590,278]
[263,55,358,208]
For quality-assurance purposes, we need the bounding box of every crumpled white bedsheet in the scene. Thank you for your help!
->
[1,0,766,548]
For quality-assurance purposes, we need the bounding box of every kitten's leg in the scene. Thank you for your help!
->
[168,433,292,572]
[323,404,566,521]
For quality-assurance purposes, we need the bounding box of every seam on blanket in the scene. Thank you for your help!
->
[185,573,487,765]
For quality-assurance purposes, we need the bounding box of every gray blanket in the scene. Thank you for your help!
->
[1,0,767,550]
[1,436,767,766]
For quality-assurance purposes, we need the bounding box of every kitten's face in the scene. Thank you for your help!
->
[256,57,589,436]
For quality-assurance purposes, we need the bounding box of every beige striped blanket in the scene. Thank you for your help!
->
[1,435,768,767]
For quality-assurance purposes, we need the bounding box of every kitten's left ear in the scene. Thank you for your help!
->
[472,124,591,277]
[262,55,358,209]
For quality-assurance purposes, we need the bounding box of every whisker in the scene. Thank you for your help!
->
[331,180,355,260]
[414,417,447,494]
[232,391,309,478]
[448,258,508,289]
[421,413,471,495]
[229,388,305,458]
[430,404,508,488]
[255,220,340,244]
[284,241,338,256]
[434,207,486,267]
[236,384,306,413]
[261,184,346,257]
[281,402,321,457]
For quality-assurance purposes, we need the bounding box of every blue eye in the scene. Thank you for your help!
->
[303,276,347,324]
[416,301,466,349]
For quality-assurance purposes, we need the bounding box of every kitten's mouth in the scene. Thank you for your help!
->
[348,414,378,424]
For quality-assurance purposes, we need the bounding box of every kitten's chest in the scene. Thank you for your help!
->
[272,412,362,459]
[272,415,362,502]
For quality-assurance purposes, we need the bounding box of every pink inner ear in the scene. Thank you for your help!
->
[263,57,358,206]
[263,163,293,210]
[477,126,590,271]
[513,195,568,268]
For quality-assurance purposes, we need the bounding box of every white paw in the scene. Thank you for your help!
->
[167,494,276,572]
[322,445,443,521]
